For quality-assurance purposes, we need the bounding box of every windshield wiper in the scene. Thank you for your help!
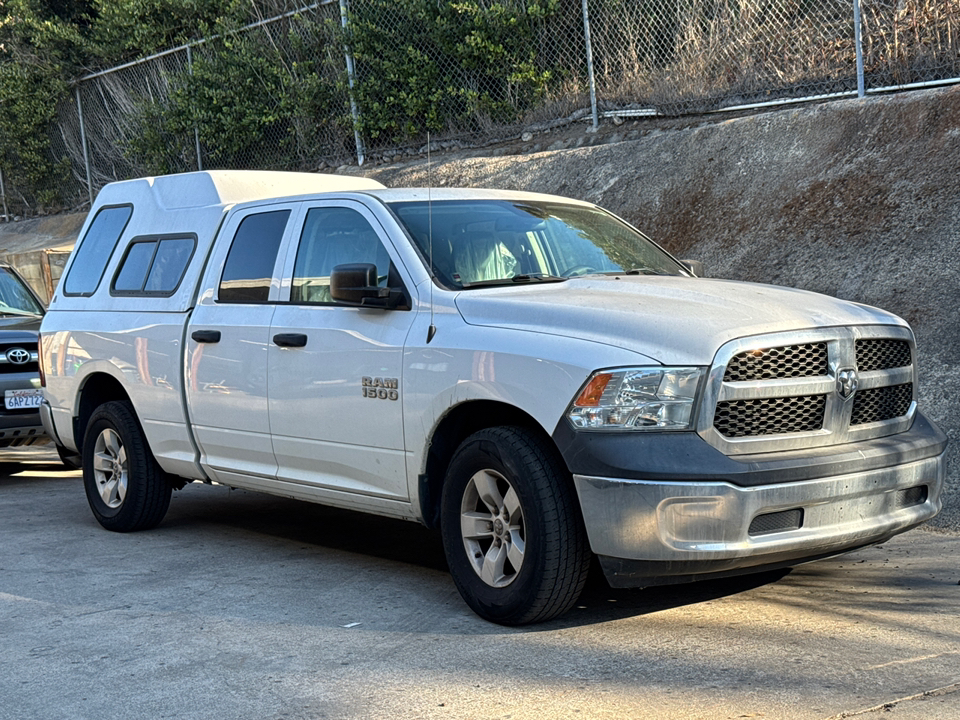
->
[0,308,43,317]
[461,273,567,289]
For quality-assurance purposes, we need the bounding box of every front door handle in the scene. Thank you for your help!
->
[191,330,221,343]
[273,333,308,348]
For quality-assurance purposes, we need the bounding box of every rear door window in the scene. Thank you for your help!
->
[218,210,291,303]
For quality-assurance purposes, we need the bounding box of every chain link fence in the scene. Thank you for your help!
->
[2,0,959,218]
[862,1,960,87]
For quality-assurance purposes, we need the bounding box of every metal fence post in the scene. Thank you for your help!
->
[76,86,94,207]
[0,167,8,221]
[187,45,204,171]
[854,0,865,98]
[582,0,599,130]
[339,0,365,166]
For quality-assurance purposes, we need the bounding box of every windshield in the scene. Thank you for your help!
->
[388,199,686,289]
[0,267,43,315]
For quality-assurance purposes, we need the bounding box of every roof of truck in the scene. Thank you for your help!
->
[91,170,605,216]
[361,187,595,206]
[94,170,386,211]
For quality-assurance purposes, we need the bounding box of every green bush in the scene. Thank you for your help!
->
[0,0,87,211]
[123,25,347,174]
[91,0,248,60]
[348,0,560,143]
[0,64,70,209]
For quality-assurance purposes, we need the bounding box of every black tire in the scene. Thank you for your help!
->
[440,426,591,625]
[82,400,171,532]
[56,444,82,470]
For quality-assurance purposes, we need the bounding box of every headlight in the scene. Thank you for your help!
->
[567,367,704,431]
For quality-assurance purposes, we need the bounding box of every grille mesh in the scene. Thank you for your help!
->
[895,485,927,508]
[723,343,828,382]
[850,383,913,425]
[714,395,826,438]
[748,509,804,536]
[856,339,911,371]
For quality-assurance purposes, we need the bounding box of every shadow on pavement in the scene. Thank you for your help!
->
[161,483,797,628]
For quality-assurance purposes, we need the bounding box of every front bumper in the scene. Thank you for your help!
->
[0,413,48,447]
[563,412,946,588]
[0,399,47,448]
[0,371,47,448]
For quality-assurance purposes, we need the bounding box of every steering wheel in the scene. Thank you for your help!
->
[562,265,598,277]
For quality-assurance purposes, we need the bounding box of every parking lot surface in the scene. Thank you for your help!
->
[1,451,958,720]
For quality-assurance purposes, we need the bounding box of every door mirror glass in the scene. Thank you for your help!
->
[330,263,377,304]
[330,263,403,308]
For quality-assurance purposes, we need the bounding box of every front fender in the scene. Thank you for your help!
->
[402,322,656,482]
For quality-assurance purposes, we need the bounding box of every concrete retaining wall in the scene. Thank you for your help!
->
[0,213,84,303]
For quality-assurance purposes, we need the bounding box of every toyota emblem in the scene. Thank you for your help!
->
[5,347,30,365]
[836,368,859,400]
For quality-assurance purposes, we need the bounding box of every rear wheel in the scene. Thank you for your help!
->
[82,401,171,532]
[440,426,590,625]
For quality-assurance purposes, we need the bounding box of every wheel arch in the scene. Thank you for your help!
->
[419,399,570,530]
[74,372,134,452]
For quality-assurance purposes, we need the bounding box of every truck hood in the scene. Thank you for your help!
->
[454,276,906,366]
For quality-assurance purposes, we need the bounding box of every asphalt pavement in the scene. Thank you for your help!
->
[1,448,958,720]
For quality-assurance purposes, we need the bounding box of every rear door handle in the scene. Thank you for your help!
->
[273,333,308,348]
[191,330,221,343]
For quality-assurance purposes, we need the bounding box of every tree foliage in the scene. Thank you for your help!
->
[2,0,575,211]
[349,0,560,142]
[0,0,90,210]
[90,0,248,60]
[123,20,347,174]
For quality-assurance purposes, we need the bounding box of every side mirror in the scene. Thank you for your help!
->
[330,263,404,309]
[681,259,704,277]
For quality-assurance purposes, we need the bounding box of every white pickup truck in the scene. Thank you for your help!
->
[39,170,946,625]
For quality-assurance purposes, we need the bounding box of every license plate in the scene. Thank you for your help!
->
[5,389,42,410]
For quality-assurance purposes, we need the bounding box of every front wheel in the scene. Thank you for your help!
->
[82,401,171,532]
[440,426,590,625]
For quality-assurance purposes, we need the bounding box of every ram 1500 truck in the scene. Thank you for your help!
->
[39,170,946,625]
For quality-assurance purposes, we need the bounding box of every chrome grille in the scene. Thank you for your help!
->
[856,339,911,371]
[851,383,913,425]
[701,327,917,455]
[723,343,827,381]
[714,395,826,438]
